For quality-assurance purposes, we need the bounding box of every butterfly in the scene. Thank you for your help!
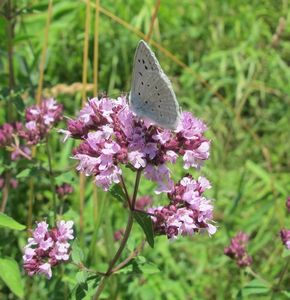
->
[129,40,181,130]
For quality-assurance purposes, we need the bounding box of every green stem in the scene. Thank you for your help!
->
[0,172,11,212]
[245,267,271,288]
[93,170,142,300]
[45,136,57,224]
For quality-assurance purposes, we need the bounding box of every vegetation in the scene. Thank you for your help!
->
[0,0,289,299]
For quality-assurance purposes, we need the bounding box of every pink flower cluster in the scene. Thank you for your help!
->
[148,175,216,240]
[23,220,74,279]
[224,232,253,267]
[63,96,210,192]
[56,183,74,199]
[0,99,62,160]
[280,229,290,250]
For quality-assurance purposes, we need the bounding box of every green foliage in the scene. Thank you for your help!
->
[71,240,85,264]
[0,213,26,230]
[0,0,290,299]
[133,210,154,248]
[0,257,24,298]
[109,184,126,203]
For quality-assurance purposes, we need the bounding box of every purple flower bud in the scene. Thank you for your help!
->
[135,196,153,210]
[56,183,74,199]
[280,229,290,249]
[0,123,14,147]
[114,228,124,241]
[224,232,252,267]
[67,119,88,139]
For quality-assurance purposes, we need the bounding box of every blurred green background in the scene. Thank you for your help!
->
[0,0,290,299]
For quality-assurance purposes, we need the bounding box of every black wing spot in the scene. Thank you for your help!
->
[138,92,141,95]
[157,93,160,96]
[139,72,142,76]
[158,105,161,108]
[142,59,145,64]
[151,109,154,112]
[155,86,157,89]
[147,84,150,87]
[159,99,162,102]
[145,101,148,104]
[138,59,141,63]
[145,65,148,70]
[141,81,144,85]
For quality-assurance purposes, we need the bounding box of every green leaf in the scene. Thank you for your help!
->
[242,279,270,297]
[109,184,126,203]
[71,240,84,264]
[12,95,25,111]
[75,282,88,300]
[133,211,154,248]
[76,271,88,284]
[114,258,159,275]
[0,213,26,230]
[137,262,160,274]
[282,291,290,299]
[0,257,24,298]
[16,169,31,179]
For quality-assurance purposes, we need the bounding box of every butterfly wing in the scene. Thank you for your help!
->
[129,40,180,130]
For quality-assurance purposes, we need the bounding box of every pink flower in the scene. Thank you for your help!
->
[63,96,210,192]
[23,220,74,279]
[74,154,99,176]
[95,165,121,191]
[148,175,216,239]
[128,151,146,169]
[0,99,63,160]
[38,263,52,279]
[56,220,74,241]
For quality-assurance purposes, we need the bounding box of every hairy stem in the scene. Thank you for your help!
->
[111,240,145,273]
[93,170,142,300]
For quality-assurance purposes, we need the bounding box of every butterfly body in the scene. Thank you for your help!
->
[129,40,180,130]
